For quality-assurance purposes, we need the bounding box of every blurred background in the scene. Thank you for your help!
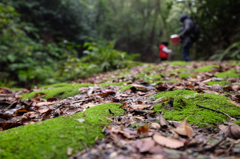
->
[0,0,240,87]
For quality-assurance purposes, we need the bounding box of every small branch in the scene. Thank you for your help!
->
[196,104,236,121]
[194,125,231,152]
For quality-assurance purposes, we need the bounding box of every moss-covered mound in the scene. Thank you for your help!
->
[170,61,190,66]
[0,103,124,159]
[215,70,240,78]
[207,81,230,86]
[194,64,218,72]
[154,90,240,127]
[22,82,124,100]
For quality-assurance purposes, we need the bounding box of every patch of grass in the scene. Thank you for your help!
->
[0,103,124,159]
[178,73,196,78]
[215,70,240,78]
[194,65,219,72]
[119,85,132,92]
[154,90,240,127]
[170,61,190,66]
[22,82,124,100]
[207,81,230,86]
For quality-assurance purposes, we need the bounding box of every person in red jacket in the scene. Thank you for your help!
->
[159,41,172,61]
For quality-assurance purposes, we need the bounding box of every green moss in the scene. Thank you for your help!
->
[155,80,179,84]
[215,70,240,78]
[119,85,132,92]
[207,81,230,86]
[0,103,124,159]
[194,65,218,72]
[148,74,162,79]
[11,88,23,91]
[162,68,187,75]
[170,61,190,66]
[178,73,196,78]
[22,86,81,100]
[22,82,124,100]
[233,120,240,126]
[154,90,240,127]
[142,64,155,72]
[136,73,146,77]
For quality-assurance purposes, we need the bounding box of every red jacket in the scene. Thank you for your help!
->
[159,44,168,59]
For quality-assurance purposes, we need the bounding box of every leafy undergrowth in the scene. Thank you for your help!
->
[0,103,124,159]
[154,90,240,127]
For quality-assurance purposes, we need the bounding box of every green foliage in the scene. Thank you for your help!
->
[58,41,140,81]
[210,42,240,61]
[0,103,124,159]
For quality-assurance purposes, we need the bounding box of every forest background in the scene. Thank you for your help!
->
[0,0,240,87]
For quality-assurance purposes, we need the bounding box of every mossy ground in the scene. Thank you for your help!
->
[119,85,132,92]
[178,73,196,78]
[207,81,230,86]
[215,70,240,78]
[154,90,240,127]
[155,80,179,84]
[170,61,190,66]
[22,82,124,100]
[194,64,219,72]
[0,103,124,159]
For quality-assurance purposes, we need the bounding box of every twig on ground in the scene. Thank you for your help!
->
[196,104,236,121]
[194,125,231,152]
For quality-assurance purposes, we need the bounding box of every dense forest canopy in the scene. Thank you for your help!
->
[0,0,240,87]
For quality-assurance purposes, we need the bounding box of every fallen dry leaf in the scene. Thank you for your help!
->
[130,104,152,110]
[47,97,59,102]
[174,117,194,138]
[219,123,240,139]
[35,102,53,107]
[153,133,184,149]
[82,103,97,109]
[149,122,161,129]
[76,119,85,123]
[132,138,155,153]
[131,84,148,90]
[229,100,240,107]
[159,115,168,127]
[137,126,149,136]
[67,147,73,156]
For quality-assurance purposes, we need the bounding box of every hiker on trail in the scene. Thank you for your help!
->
[179,14,199,62]
[159,40,172,61]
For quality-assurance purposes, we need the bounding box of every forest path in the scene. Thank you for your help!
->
[1,61,240,159]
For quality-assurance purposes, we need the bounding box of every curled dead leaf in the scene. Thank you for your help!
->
[137,126,149,136]
[132,138,155,153]
[35,102,53,107]
[159,115,168,127]
[132,84,148,90]
[219,123,240,139]
[47,97,59,102]
[153,133,184,149]
[174,117,194,138]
